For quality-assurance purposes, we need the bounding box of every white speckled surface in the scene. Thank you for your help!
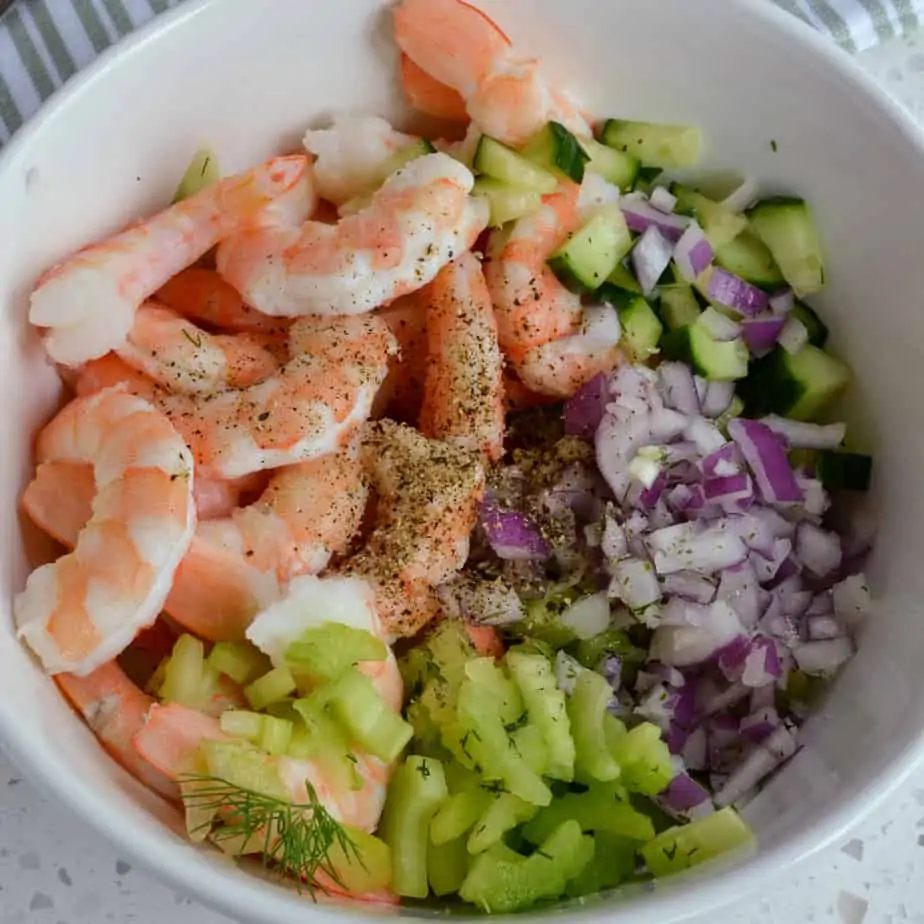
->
[3,29,924,924]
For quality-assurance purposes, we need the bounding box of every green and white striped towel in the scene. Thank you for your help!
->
[0,0,921,146]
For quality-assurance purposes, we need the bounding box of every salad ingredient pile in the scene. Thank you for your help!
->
[16,0,874,914]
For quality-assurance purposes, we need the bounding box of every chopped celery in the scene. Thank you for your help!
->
[609,722,674,796]
[381,755,449,899]
[219,709,264,741]
[327,667,413,763]
[244,667,297,711]
[641,807,754,877]
[510,723,549,777]
[431,789,491,845]
[568,671,622,783]
[459,820,591,913]
[285,622,386,684]
[198,739,289,801]
[464,658,524,727]
[467,793,537,854]
[172,146,220,203]
[428,836,469,897]
[329,827,393,895]
[522,781,654,844]
[159,634,214,710]
[506,649,575,781]
[574,628,649,685]
[286,726,314,760]
[207,641,271,686]
[292,694,363,792]
[257,715,294,756]
[566,832,639,897]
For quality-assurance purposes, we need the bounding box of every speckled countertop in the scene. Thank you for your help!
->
[2,29,924,924]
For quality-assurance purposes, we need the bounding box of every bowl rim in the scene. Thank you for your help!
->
[2,1,924,921]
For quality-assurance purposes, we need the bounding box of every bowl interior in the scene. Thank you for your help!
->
[2,1,924,922]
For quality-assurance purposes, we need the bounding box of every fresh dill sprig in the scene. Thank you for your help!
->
[178,774,363,899]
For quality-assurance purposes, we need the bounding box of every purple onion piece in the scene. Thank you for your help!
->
[707,267,770,317]
[741,314,786,356]
[479,499,550,562]
[620,193,691,242]
[673,222,714,282]
[564,373,609,440]
[728,418,804,504]
[632,225,674,295]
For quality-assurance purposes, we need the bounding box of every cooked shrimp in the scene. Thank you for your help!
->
[303,115,420,207]
[348,420,485,639]
[74,354,161,401]
[167,453,367,641]
[15,389,196,676]
[502,369,560,412]
[192,472,268,520]
[117,302,286,395]
[393,0,591,146]
[158,315,395,479]
[216,153,488,318]
[29,155,311,366]
[56,661,178,800]
[399,53,469,122]
[419,253,504,461]
[156,268,288,335]
[372,293,429,421]
[484,185,583,361]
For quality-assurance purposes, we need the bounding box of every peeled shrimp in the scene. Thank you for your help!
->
[29,155,310,366]
[372,293,429,421]
[156,268,287,334]
[74,354,161,402]
[15,388,195,676]
[348,420,485,639]
[303,114,420,207]
[166,452,367,641]
[116,302,286,395]
[56,660,178,800]
[399,53,469,122]
[393,0,591,146]
[216,153,488,318]
[419,253,505,461]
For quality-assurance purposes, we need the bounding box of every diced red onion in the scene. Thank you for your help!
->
[663,571,716,604]
[479,499,551,561]
[779,316,809,354]
[717,562,761,627]
[681,726,708,770]
[685,417,727,456]
[663,774,712,813]
[436,575,525,626]
[749,684,777,712]
[714,726,796,807]
[793,637,854,675]
[632,225,674,295]
[728,418,804,505]
[560,592,611,639]
[610,557,661,610]
[658,361,701,415]
[628,453,664,493]
[704,472,753,504]
[650,186,678,213]
[701,442,741,478]
[651,600,744,667]
[601,655,623,691]
[795,522,843,577]
[706,267,770,317]
[832,574,871,627]
[806,592,833,617]
[806,614,846,640]
[769,290,794,316]
[794,476,830,519]
[620,192,691,242]
[741,637,782,687]
[659,596,710,627]
[673,222,715,282]
[702,381,735,418]
[741,314,786,357]
[740,707,780,744]
[663,442,700,466]
[762,416,846,451]
[601,515,628,560]
[699,306,743,342]
[564,373,608,440]
[554,650,585,695]
[751,538,792,583]
[647,521,748,575]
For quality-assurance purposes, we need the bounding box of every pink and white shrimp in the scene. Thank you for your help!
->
[216,153,488,317]
[15,388,195,675]
[373,293,429,422]
[419,253,505,461]
[399,54,469,122]
[393,0,590,146]
[29,155,311,366]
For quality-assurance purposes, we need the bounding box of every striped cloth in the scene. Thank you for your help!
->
[0,0,921,146]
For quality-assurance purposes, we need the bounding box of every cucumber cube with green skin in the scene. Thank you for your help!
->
[657,285,703,332]
[815,451,873,492]
[747,197,826,296]
[600,120,703,169]
[474,136,558,192]
[661,323,749,381]
[791,299,829,348]
[613,294,663,363]
[580,137,641,191]
[548,206,634,294]
[473,178,543,227]
[641,807,755,877]
[521,121,591,183]
[714,229,785,288]
[670,184,748,250]
[568,670,622,783]
[428,836,469,897]
[284,622,386,684]
[600,261,643,297]
[382,755,449,899]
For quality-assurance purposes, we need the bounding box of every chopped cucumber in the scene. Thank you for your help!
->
[521,121,590,183]
[327,667,413,763]
[670,184,748,249]
[580,136,640,190]
[661,322,749,381]
[548,206,633,293]
[257,714,294,756]
[459,820,590,913]
[522,781,655,844]
[284,623,385,685]
[329,828,393,895]
[641,807,754,877]
[611,293,663,363]
[600,119,702,169]
[608,722,673,796]
[738,344,851,420]
[568,670,622,784]
[792,299,829,348]
[244,666,297,711]
[815,451,873,492]
[633,166,664,194]
[172,146,220,203]
[658,285,703,331]
[514,582,590,649]
[474,136,558,193]
[714,229,785,288]
[600,261,642,297]
[747,197,825,296]
[378,138,436,180]
[382,755,449,899]
[468,793,537,854]
[428,837,469,897]
[431,789,491,845]
[506,649,575,782]
[219,709,265,741]
[207,641,270,686]
[473,177,543,227]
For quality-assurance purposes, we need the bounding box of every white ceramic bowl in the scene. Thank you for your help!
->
[2,0,924,920]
